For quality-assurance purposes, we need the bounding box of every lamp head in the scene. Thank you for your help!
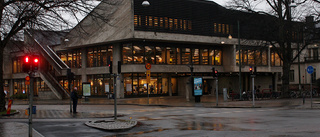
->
[142,1,150,7]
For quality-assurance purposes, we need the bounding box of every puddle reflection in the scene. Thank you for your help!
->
[176,118,254,131]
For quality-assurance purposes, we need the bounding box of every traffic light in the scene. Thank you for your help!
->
[215,69,218,77]
[249,66,253,75]
[212,67,218,77]
[22,56,31,72]
[212,67,216,77]
[254,66,257,75]
[107,56,113,74]
[118,61,121,74]
[32,55,40,71]
[22,55,40,73]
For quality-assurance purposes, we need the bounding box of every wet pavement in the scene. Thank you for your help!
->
[8,95,318,108]
[1,95,320,137]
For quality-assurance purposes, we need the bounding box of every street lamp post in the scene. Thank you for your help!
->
[238,20,242,100]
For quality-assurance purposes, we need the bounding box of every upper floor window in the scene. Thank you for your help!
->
[12,57,22,73]
[58,49,82,68]
[213,22,233,35]
[236,48,268,66]
[271,50,282,66]
[134,15,192,31]
[87,45,112,67]
[122,43,222,66]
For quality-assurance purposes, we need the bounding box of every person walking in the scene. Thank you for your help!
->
[71,87,79,113]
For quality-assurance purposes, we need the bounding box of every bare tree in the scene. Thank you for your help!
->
[227,0,320,97]
[0,0,113,112]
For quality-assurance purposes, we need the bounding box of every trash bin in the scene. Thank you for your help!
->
[223,88,228,101]
[25,106,36,115]
[32,106,36,114]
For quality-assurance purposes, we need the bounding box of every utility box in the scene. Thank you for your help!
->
[223,88,228,101]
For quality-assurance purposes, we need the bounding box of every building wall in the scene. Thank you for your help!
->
[63,0,134,48]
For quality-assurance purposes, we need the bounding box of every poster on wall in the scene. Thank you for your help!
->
[126,84,132,92]
[194,77,203,96]
[105,83,109,93]
[82,82,91,96]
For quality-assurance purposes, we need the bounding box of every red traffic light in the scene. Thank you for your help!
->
[34,58,39,63]
[32,55,40,71]
[24,56,30,63]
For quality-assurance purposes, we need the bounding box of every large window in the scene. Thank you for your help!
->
[182,48,191,65]
[289,70,294,82]
[271,50,282,66]
[236,48,268,66]
[201,49,209,65]
[134,15,192,31]
[122,43,222,65]
[123,44,133,64]
[12,57,22,73]
[86,45,112,67]
[123,73,169,97]
[145,45,155,64]
[166,47,176,64]
[58,49,82,68]
[87,74,113,96]
[192,49,200,65]
[209,49,222,65]
[133,45,144,64]
[155,47,165,64]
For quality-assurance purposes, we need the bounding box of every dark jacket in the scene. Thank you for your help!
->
[71,91,78,100]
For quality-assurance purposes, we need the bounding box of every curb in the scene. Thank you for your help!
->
[85,119,137,131]
[1,110,20,116]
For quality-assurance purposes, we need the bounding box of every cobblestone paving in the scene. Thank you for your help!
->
[1,110,114,119]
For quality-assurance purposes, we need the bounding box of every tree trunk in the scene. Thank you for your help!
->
[281,59,291,98]
[0,45,6,112]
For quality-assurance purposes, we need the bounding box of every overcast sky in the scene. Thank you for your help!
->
[211,0,227,6]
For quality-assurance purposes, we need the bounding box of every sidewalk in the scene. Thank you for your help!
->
[7,95,319,108]
[1,95,319,137]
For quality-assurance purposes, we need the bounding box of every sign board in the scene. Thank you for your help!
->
[25,76,30,85]
[146,70,151,83]
[194,77,203,96]
[105,83,109,93]
[307,66,314,74]
[82,82,91,96]
[145,63,152,70]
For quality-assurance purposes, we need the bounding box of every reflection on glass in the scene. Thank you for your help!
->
[182,48,191,64]
[192,49,200,64]
[122,44,133,64]
[155,47,165,64]
[145,46,155,64]
[133,45,144,64]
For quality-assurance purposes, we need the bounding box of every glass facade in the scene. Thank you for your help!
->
[87,45,113,67]
[122,43,222,65]
[12,57,23,73]
[123,73,169,97]
[58,75,82,94]
[87,74,113,96]
[12,78,47,96]
[58,49,82,68]
[236,48,269,66]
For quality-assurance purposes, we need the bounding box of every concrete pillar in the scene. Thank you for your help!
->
[81,48,87,82]
[113,43,124,98]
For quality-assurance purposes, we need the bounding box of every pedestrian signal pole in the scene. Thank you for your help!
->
[22,55,40,137]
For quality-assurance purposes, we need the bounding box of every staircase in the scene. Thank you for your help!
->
[25,30,70,99]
